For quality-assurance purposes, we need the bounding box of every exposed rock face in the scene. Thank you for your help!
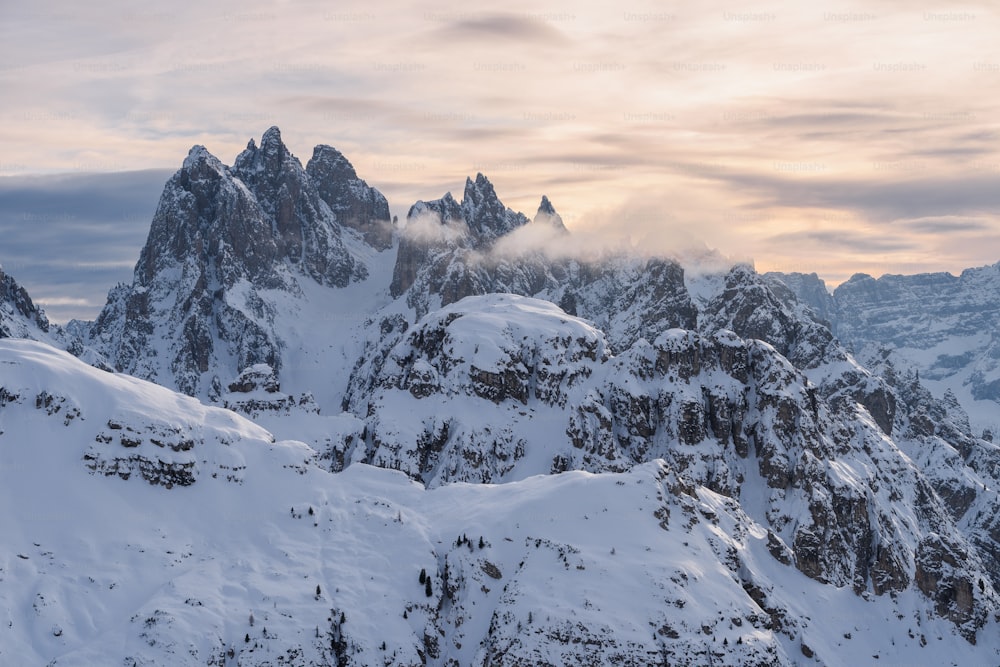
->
[0,265,50,339]
[832,269,998,350]
[390,174,532,303]
[771,263,1000,412]
[87,127,389,399]
[460,173,531,247]
[0,340,279,490]
[306,144,392,250]
[222,363,320,418]
[915,534,982,638]
[705,265,896,434]
[552,257,699,352]
[763,271,836,326]
[227,363,280,394]
[231,127,367,288]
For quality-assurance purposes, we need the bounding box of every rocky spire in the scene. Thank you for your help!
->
[460,173,529,246]
[231,127,365,287]
[89,128,375,399]
[533,195,567,232]
[307,145,392,250]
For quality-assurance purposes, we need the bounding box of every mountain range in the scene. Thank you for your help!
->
[2,128,1000,666]
[766,268,1000,437]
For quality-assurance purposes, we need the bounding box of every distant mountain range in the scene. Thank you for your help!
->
[767,266,1000,434]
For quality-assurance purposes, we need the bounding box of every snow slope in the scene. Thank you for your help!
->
[2,339,997,666]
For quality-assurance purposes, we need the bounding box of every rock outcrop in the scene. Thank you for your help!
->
[0,265,50,339]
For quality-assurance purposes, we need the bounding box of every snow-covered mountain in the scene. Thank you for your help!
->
[7,128,1000,664]
[85,127,393,402]
[768,266,1000,434]
[3,339,1000,666]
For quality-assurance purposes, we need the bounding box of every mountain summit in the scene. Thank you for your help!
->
[87,128,391,398]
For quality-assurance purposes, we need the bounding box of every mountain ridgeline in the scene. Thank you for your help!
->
[3,128,1000,665]
[766,266,1000,431]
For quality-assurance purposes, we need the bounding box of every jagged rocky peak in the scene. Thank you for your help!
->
[703,263,837,368]
[233,126,299,177]
[391,175,539,297]
[229,126,367,287]
[408,190,464,224]
[533,194,567,232]
[134,141,279,289]
[0,265,50,338]
[401,173,529,249]
[702,263,798,353]
[181,144,225,174]
[462,172,530,245]
[89,128,377,398]
[306,144,393,250]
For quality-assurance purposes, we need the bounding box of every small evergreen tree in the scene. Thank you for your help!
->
[249,611,254,626]
[308,506,314,516]
[419,568,426,584]
[478,536,485,549]
[245,632,250,643]
[425,578,433,597]
[315,584,322,599]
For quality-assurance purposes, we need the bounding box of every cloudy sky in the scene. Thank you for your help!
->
[2,0,999,322]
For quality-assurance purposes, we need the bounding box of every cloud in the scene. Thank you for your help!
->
[431,12,569,43]
[399,209,470,245]
[681,167,1000,222]
[492,195,747,272]
[764,229,916,253]
[899,216,993,234]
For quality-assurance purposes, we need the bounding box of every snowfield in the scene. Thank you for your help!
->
[2,339,998,666]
